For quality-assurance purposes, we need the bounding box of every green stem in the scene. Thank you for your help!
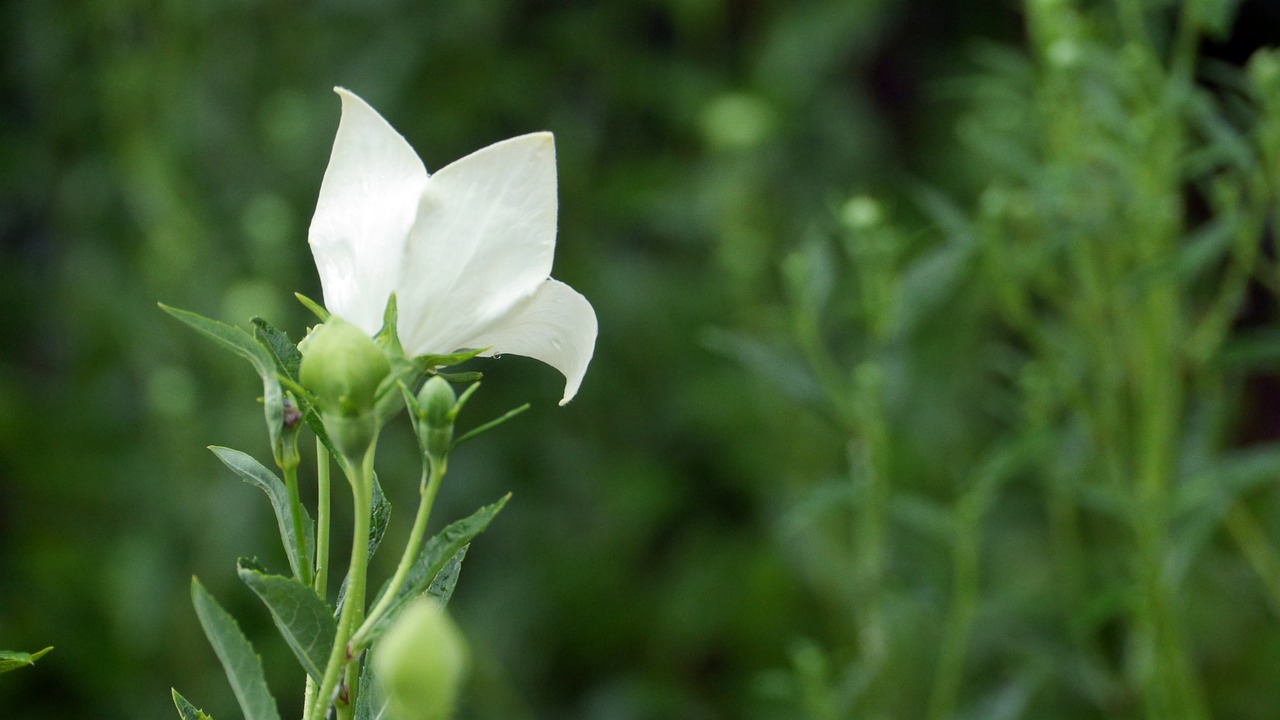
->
[303,441,332,720]
[282,457,313,588]
[315,441,332,598]
[351,460,446,650]
[307,443,375,720]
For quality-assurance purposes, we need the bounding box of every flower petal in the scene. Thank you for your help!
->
[461,279,597,405]
[396,132,558,355]
[309,88,428,335]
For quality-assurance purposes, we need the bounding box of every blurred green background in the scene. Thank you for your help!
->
[3,1,1280,719]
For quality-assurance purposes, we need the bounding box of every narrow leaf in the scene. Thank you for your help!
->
[237,559,337,682]
[294,293,330,321]
[364,495,508,644]
[353,658,387,720]
[453,404,530,449]
[172,689,215,720]
[0,647,51,673]
[252,317,303,381]
[209,446,315,581]
[190,577,281,720]
[414,347,487,370]
[160,304,286,454]
[427,546,468,607]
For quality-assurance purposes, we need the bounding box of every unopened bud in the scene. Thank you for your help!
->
[373,599,469,720]
[299,316,390,460]
[299,316,391,418]
[417,376,457,464]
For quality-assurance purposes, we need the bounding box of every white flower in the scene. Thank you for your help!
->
[308,87,598,405]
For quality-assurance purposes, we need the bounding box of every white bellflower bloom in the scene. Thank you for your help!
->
[309,88,598,404]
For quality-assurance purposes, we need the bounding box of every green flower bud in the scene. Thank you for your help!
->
[373,599,469,720]
[299,316,391,461]
[299,317,391,418]
[417,376,457,464]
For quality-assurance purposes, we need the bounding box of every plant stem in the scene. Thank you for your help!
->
[315,441,332,598]
[282,457,313,588]
[303,440,332,720]
[307,441,375,720]
[351,459,446,650]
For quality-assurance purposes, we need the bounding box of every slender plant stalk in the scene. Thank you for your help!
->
[1225,502,1280,616]
[927,487,982,720]
[308,442,376,720]
[351,460,446,649]
[315,441,332,597]
[303,440,334,719]
[282,458,313,588]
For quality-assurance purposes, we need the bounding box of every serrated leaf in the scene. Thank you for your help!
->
[172,689,215,720]
[251,317,303,381]
[0,646,51,673]
[368,473,392,561]
[426,546,468,607]
[210,446,315,581]
[353,657,387,720]
[364,495,508,644]
[237,559,336,682]
[160,304,286,455]
[190,578,281,720]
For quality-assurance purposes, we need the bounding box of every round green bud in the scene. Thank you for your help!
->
[299,316,391,419]
[416,377,457,463]
[373,599,469,720]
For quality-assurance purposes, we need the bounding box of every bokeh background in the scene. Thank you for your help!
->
[3,1,1280,719]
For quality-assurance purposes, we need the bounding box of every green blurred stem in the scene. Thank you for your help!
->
[351,459,445,650]
[927,487,982,720]
[307,441,376,720]
[1224,502,1280,617]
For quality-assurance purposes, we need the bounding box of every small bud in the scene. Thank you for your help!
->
[417,376,457,465]
[299,316,391,461]
[373,600,469,720]
[299,317,391,418]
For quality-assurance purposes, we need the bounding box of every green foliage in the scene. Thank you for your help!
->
[6,0,1279,719]
[210,447,315,581]
[363,495,510,646]
[190,578,281,720]
[0,648,51,674]
[236,559,335,683]
[172,690,214,720]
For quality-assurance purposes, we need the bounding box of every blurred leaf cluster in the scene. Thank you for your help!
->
[2,0,1278,719]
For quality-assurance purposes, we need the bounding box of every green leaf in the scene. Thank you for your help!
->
[209,446,315,581]
[190,577,281,720]
[0,647,51,673]
[172,689,215,720]
[364,495,508,644]
[160,304,286,456]
[427,546,468,607]
[294,292,330,322]
[252,317,303,381]
[435,371,483,383]
[236,559,337,682]
[414,347,487,370]
[353,658,386,720]
[452,404,531,449]
[368,473,392,562]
